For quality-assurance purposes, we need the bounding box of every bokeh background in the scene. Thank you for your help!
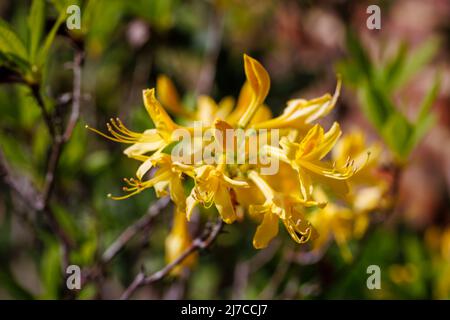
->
[0,0,449,299]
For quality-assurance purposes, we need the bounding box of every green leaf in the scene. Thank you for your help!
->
[416,74,440,125]
[37,9,67,66]
[0,50,32,79]
[382,113,413,159]
[52,204,79,243]
[40,242,62,299]
[50,0,78,13]
[404,74,440,152]
[359,82,395,129]
[345,30,372,79]
[0,19,28,59]
[335,59,362,87]
[389,38,439,89]
[27,0,46,64]
[381,42,408,92]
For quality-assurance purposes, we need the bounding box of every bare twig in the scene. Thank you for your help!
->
[31,84,56,138]
[1,49,84,273]
[0,150,42,208]
[101,196,170,264]
[42,50,84,205]
[120,219,224,300]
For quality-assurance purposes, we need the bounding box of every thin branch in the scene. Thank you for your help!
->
[42,50,84,205]
[120,219,224,300]
[0,150,42,209]
[101,196,170,264]
[1,49,84,271]
[31,84,56,138]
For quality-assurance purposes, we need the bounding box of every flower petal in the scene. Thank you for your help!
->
[142,88,179,141]
[214,184,236,224]
[253,212,279,249]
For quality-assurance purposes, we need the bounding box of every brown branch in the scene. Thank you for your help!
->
[0,150,42,208]
[195,5,224,95]
[120,219,224,300]
[42,50,84,205]
[31,84,56,139]
[101,196,170,264]
[1,50,84,272]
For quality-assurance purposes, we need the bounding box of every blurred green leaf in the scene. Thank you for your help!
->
[0,19,28,59]
[27,0,46,64]
[382,113,413,159]
[37,9,67,67]
[40,242,62,299]
[416,74,440,126]
[388,39,439,90]
[78,283,97,299]
[83,150,111,174]
[345,30,372,80]
[52,204,79,243]
[359,82,395,128]
[406,74,440,151]
[381,42,408,92]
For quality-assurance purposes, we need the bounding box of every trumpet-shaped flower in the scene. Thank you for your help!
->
[165,207,197,275]
[248,170,320,249]
[264,122,355,201]
[181,163,248,224]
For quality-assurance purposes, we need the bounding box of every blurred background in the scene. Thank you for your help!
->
[0,0,449,299]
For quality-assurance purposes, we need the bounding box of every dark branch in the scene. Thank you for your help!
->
[101,196,170,264]
[120,219,223,300]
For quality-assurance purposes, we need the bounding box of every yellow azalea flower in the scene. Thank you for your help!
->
[181,163,248,224]
[425,227,450,299]
[309,188,354,262]
[87,53,386,255]
[332,130,389,238]
[156,75,192,118]
[248,170,320,249]
[86,118,166,161]
[165,207,197,275]
[237,54,271,128]
[264,122,355,201]
[251,77,341,131]
[196,95,234,126]
[109,153,186,211]
[332,130,382,186]
[142,88,180,142]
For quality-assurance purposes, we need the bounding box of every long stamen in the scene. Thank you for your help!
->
[86,125,124,143]
[86,118,144,144]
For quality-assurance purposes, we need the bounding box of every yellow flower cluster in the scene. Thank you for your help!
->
[87,54,387,270]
